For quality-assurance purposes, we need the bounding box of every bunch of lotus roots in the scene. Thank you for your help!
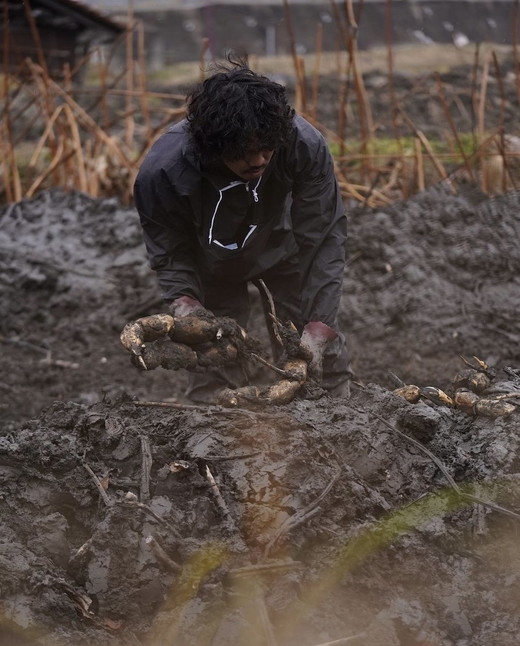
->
[120,312,312,407]
[394,356,519,419]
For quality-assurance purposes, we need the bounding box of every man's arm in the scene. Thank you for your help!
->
[134,169,203,305]
[289,118,347,327]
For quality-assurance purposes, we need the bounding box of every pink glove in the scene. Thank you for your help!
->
[301,321,337,382]
[169,296,210,318]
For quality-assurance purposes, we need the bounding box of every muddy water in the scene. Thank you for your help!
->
[1,185,520,645]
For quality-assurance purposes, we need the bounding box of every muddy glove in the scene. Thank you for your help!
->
[300,321,337,382]
[169,296,213,318]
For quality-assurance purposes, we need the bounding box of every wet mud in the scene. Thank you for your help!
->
[1,182,520,646]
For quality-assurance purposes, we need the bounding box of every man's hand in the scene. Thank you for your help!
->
[300,321,337,382]
[169,296,212,318]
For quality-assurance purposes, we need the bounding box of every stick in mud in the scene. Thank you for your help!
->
[134,399,260,420]
[205,464,232,520]
[264,471,342,557]
[250,352,295,378]
[311,635,367,646]
[123,495,182,539]
[145,535,181,573]
[82,462,113,507]
[140,435,152,502]
[230,560,304,577]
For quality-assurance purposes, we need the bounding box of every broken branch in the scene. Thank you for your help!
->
[140,435,153,502]
[82,462,113,507]
[205,465,232,520]
[145,535,181,573]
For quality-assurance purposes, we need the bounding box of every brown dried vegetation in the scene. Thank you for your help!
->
[3,3,520,207]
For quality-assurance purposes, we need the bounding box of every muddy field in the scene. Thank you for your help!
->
[1,174,520,646]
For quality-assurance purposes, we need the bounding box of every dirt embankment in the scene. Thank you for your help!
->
[1,183,520,646]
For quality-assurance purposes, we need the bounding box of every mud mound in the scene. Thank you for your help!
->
[2,377,520,646]
[1,183,520,645]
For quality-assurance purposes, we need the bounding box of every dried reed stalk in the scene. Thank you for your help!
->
[2,0,22,202]
[199,38,210,82]
[339,0,373,182]
[415,137,425,192]
[385,0,400,144]
[491,52,516,192]
[470,43,480,148]
[311,22,323,121]
[64,104,88,193]
[27,138,70,197]
[28,104,64,167]
[296,55,309,115]
[491,51,506,131]
[283,0,307,114]
[399,108,455,193]
[435,72,475,181]
[513,0,520,107]
[22,0,48,75]
[136,19,151,134]
[125,7,135,152]
[337,51,349,157]
[477,53,491,138]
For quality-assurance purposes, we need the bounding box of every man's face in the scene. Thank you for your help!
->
[223,147,274,181]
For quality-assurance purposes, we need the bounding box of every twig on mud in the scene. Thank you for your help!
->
[257,594,278,646]
[122,496,181,538]
[1,336,78,369]
[362,408,520,522]
[68,537,93,567]
[204,452,262,461]
[82,462,113,507]
[345,250,362,267]
[135,399,206,411]
[254,278,284,352]
[140,435,153,502]
[125,632,143,646]
[250,353,298,379]
[388,371,405,387]
[230,560,304,578]
[0,334,49,354]
[40,352,80,370]
[134,400,258,419]
[145,535,181,573]
[311,635,367,646]
[459,354,496,378]
[264,471,342,557]
[205,464,233,521]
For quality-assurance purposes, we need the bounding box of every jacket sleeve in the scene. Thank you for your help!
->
[134,165,203,304]
[289,119,347,327]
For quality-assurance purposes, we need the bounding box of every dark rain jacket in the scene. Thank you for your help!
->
[134,114,346,327]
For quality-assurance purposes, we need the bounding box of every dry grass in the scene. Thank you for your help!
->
[1,4,518,208]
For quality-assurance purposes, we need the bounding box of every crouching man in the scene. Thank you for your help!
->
[134,56,350,402]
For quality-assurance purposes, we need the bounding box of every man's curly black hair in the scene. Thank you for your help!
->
[186,55,295,165]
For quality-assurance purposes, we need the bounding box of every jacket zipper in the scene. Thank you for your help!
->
[208,176,262,247]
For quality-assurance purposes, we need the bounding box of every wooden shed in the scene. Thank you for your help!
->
[1,0,124,77]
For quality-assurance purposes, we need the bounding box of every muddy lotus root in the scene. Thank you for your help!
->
[394,357,518,419]
[168,315,220,345]
[120,313,175,355]
[131,338,198,371]
[196,340,238,367]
